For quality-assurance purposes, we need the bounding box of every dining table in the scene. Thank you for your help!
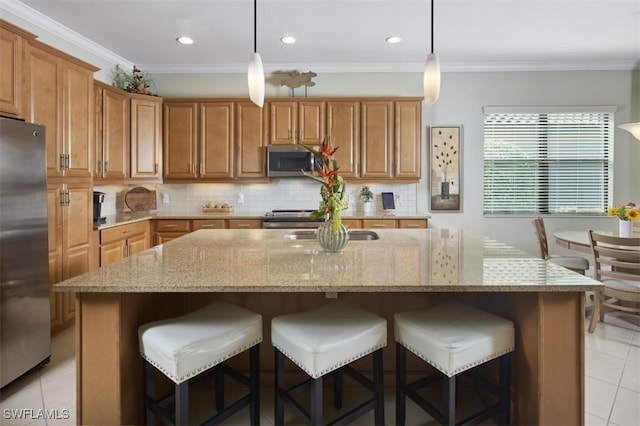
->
[553,229,640,254]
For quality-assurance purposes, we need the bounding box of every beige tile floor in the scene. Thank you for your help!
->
[1,310,638,426]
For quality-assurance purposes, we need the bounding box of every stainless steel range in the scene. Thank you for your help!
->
[262,210,323,229]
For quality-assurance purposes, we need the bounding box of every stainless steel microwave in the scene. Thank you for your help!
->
[267,145,317,177]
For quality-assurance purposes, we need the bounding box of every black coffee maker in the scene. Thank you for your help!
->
[93,191,106,223]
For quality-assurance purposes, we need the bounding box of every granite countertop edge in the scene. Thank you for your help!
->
[95,211,431,230]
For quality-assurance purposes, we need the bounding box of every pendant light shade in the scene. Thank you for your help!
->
[423,0,440,106]
[619,122,640,141]
[424,53,440,106]
[248,52,264,108]
[248,0,264,108]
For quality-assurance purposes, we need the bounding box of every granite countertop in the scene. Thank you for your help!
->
[57,228,601,293]
[94,211,431,230]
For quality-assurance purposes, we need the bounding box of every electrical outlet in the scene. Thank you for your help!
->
[162,192,170,204]
[237,193,245,204]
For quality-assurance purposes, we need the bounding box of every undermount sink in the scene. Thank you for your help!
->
[284,230,379,241]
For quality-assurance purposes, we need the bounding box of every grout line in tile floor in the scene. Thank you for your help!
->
[1,311,638,425]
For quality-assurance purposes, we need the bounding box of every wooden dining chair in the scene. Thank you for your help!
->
[531,217,589,274]
[588,230,640,333]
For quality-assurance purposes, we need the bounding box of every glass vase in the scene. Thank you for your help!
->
[316,218,350,253]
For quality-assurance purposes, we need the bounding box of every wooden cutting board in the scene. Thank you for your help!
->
[124,187,156,212]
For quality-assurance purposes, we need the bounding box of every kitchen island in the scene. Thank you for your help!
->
[55,228,601,425]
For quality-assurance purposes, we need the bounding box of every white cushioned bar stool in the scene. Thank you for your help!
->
[271,299,387,425]
[138,301,262,425]
[394,301,515,425]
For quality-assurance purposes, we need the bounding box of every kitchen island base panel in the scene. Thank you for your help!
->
[76,291,585,425]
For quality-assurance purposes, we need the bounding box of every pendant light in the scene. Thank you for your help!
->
[619,122,640,141]
[423,0,440,106]
[248,0,265,107]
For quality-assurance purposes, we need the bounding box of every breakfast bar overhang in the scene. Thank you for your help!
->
[54,228,602,425]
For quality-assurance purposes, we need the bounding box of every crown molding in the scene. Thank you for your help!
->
[142,60,639,75]
[1,0,133,69]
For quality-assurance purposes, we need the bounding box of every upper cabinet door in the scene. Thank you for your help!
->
[394,100,421,179]
[327,101,360,178]
[361,101,394,179]
[0,26,24,118]
[269,100,325,145]
[236,101,267,178]
[26,45,63,177]
[62,61,93,178]
[298,101,326,145]
[200,102,234,179]
[130,95,162,180]
[163,102,197,180]
[96,84,129,181]
[269,101,296,144]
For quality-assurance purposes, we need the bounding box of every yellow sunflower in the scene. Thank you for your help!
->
[626,209,640,221]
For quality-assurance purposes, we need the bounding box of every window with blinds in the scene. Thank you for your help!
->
[483,108,614,215]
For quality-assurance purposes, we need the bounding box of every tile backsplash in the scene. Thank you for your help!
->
[94,180,419,216]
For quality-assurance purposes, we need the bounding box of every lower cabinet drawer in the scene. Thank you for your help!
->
[228,219,262,229]
[362,219,397,229]
[192,220,227,230]
[156,220,190,232]
[398,219,428,229]
[100,221,148,244]
[341,219,361,229]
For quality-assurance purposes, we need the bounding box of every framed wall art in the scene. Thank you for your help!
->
[429,125,462,211]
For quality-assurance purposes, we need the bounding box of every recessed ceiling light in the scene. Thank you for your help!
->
[385,36,402,44]
[176,36,194,45]
[280,36,296,44]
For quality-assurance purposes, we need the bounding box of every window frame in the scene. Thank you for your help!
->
[482,106,616,216]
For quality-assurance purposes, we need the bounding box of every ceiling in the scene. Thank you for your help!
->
[9,0,640,73]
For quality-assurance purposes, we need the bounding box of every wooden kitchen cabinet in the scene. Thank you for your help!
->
[398,219,428,228]
[228,219,262,229]
[236,101,268,179]
[327,100,360,178]
[99,221,150,266]
[362,219,397,229]
[155,219,191,244]
[94,82,129,181]
[0,21,35,118]
[130,93,163,181]
[163,101,234,181]
[163,99,266,181]
[192,220,227,230]
[394,100,422,179]
[25,41,96,178]
[269,100,325,145]
[163,102,197,179]
[361,101,394,179]
[200,102,234,179]
[47,181,93,334]
[341,219,362,229]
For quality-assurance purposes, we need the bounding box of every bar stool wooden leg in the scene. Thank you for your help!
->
[176,381,188,426]
[333,369,343,410]
[310,377,323,425]
[249,345,260,426]
[499,353,512,425]
[275,349,285,425]
[373,349,385,425]
[442,375,455,425]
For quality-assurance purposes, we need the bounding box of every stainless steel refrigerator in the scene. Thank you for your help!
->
[0,116,51,388]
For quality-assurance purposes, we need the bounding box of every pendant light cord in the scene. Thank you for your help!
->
[253,0,258,53]
[430,0,435,54]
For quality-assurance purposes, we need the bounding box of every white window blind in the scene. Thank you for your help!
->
[483,109,614,215]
